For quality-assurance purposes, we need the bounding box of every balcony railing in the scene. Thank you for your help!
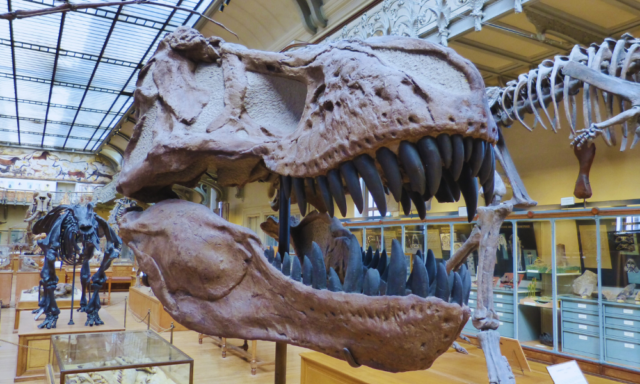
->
[0,189,95,206]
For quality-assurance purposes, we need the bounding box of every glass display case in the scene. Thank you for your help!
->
[341,210,640,372]
[50,331,193,384]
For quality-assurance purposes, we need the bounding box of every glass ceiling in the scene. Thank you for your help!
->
[0,0,215,152]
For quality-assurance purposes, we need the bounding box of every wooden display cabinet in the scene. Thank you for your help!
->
[14,271,41,305]
[15,310,124,382]
[14,288,81,331]
[128,286,188,332]
[0,270,13,307]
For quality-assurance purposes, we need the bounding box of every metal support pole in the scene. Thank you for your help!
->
[170,322,175,344]
[124,297,127,328]
[147,309,151,331]
[68,260,77,325]
[275,179,290,384]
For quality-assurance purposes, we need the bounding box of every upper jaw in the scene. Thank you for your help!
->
[119,199,470,372]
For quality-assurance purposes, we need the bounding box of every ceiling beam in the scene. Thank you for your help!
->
[24,0,181,32]
[7,0,20,146]
[87,0,188,152]
[41,12,66,148]
[1,114,109,130]
[63,3,124,149]
[604,0,640,17]
[485,22,570,53]
[0,72,121,95]
[0,39,139,69]
[0,96,120,115]
[0,126,104,142]
[455,38,533,65]
[526,3,607,45]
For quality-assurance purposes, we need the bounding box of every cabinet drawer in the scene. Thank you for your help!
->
[562,331,599,359]
[493,292,512,303]
[470,290,477,298]
[497,320,514,338]
[604,305,640,320]
[495,311,514,322]
[563,310,600,325]
[562,300,598,314]
[563,321,599,335]
[605,338,640,365]
[494,302,513,312]
[605,316,640,331]
[605,327,638,341]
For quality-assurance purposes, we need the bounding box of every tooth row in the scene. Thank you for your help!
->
[263,237,471,306]
[281,134,495,223]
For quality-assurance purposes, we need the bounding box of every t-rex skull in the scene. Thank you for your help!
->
[118,27,495,372]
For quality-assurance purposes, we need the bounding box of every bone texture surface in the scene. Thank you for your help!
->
[117,27,497,222]
[120,200,471,372]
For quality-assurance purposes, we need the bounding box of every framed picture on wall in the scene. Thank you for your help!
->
[625,255,640,284]
[616,233,639,256]
[440,233,451,251]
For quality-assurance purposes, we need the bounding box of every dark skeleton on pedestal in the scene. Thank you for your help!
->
[32,203,122,328]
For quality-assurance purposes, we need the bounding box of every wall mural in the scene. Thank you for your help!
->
[0,148,115,184]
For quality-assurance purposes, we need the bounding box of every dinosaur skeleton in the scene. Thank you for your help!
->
[116,27,538,382]
[489,33,640,198]
[32,203,122,328]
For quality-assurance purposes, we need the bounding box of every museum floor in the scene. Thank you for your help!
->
[0,290,625,384]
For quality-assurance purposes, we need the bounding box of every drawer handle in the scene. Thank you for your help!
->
[624,332,635,338]
[578,304,587,309]
[624,343,635,349]
[624,309,634,315]
[579,324,587,330]
[578,314,587,319]
[499,322,504,326]
[496,294,503,299]
[624,320,634,326]
[497,312,504,317]
[579,335,588,341]
[469,299,474,304]
[496,303,503,308]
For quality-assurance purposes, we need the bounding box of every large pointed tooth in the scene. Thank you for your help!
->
[273,253,282,270]
[353,154,386,216]
[316,175,334,217]
[469,139,485,177]
[379,280,388,295]
[450,134,464,181]
[281,175,292,200]
[409,254,429,298]
[344,235,364,293]
[483,171,495,207]
[460,264,471,305]
[400,187,412,216]
[428,280,436,297]
[377,249,387,277]
[327,267,344,292]
[451,272,463,305]
[448,269,455,293]
[458,163,478,222]
[340,162,363,214]
[370,249,380,269]
[436,134,453,169]
[381,262,389,282]
[305,177,316,197]
[310,242,327,290]
[478,142,494,185]
[407,187,427,220]
[303,255,313,286]
[327,169,347,217]
[399,141,426,195]
[417,136,442,196]
[293,178,307,216]
[291,255,302,282]
[363,268,381,296]
[265,247,274,263]
[364,246,373,266]
[386,239,408,296]
[463,136,473,162]
[426,249,436,286]
[282,252,291,276]
[434,174,455,203]
[435,262,450,301]
[442,171,461,202]
[376,148,403,202]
